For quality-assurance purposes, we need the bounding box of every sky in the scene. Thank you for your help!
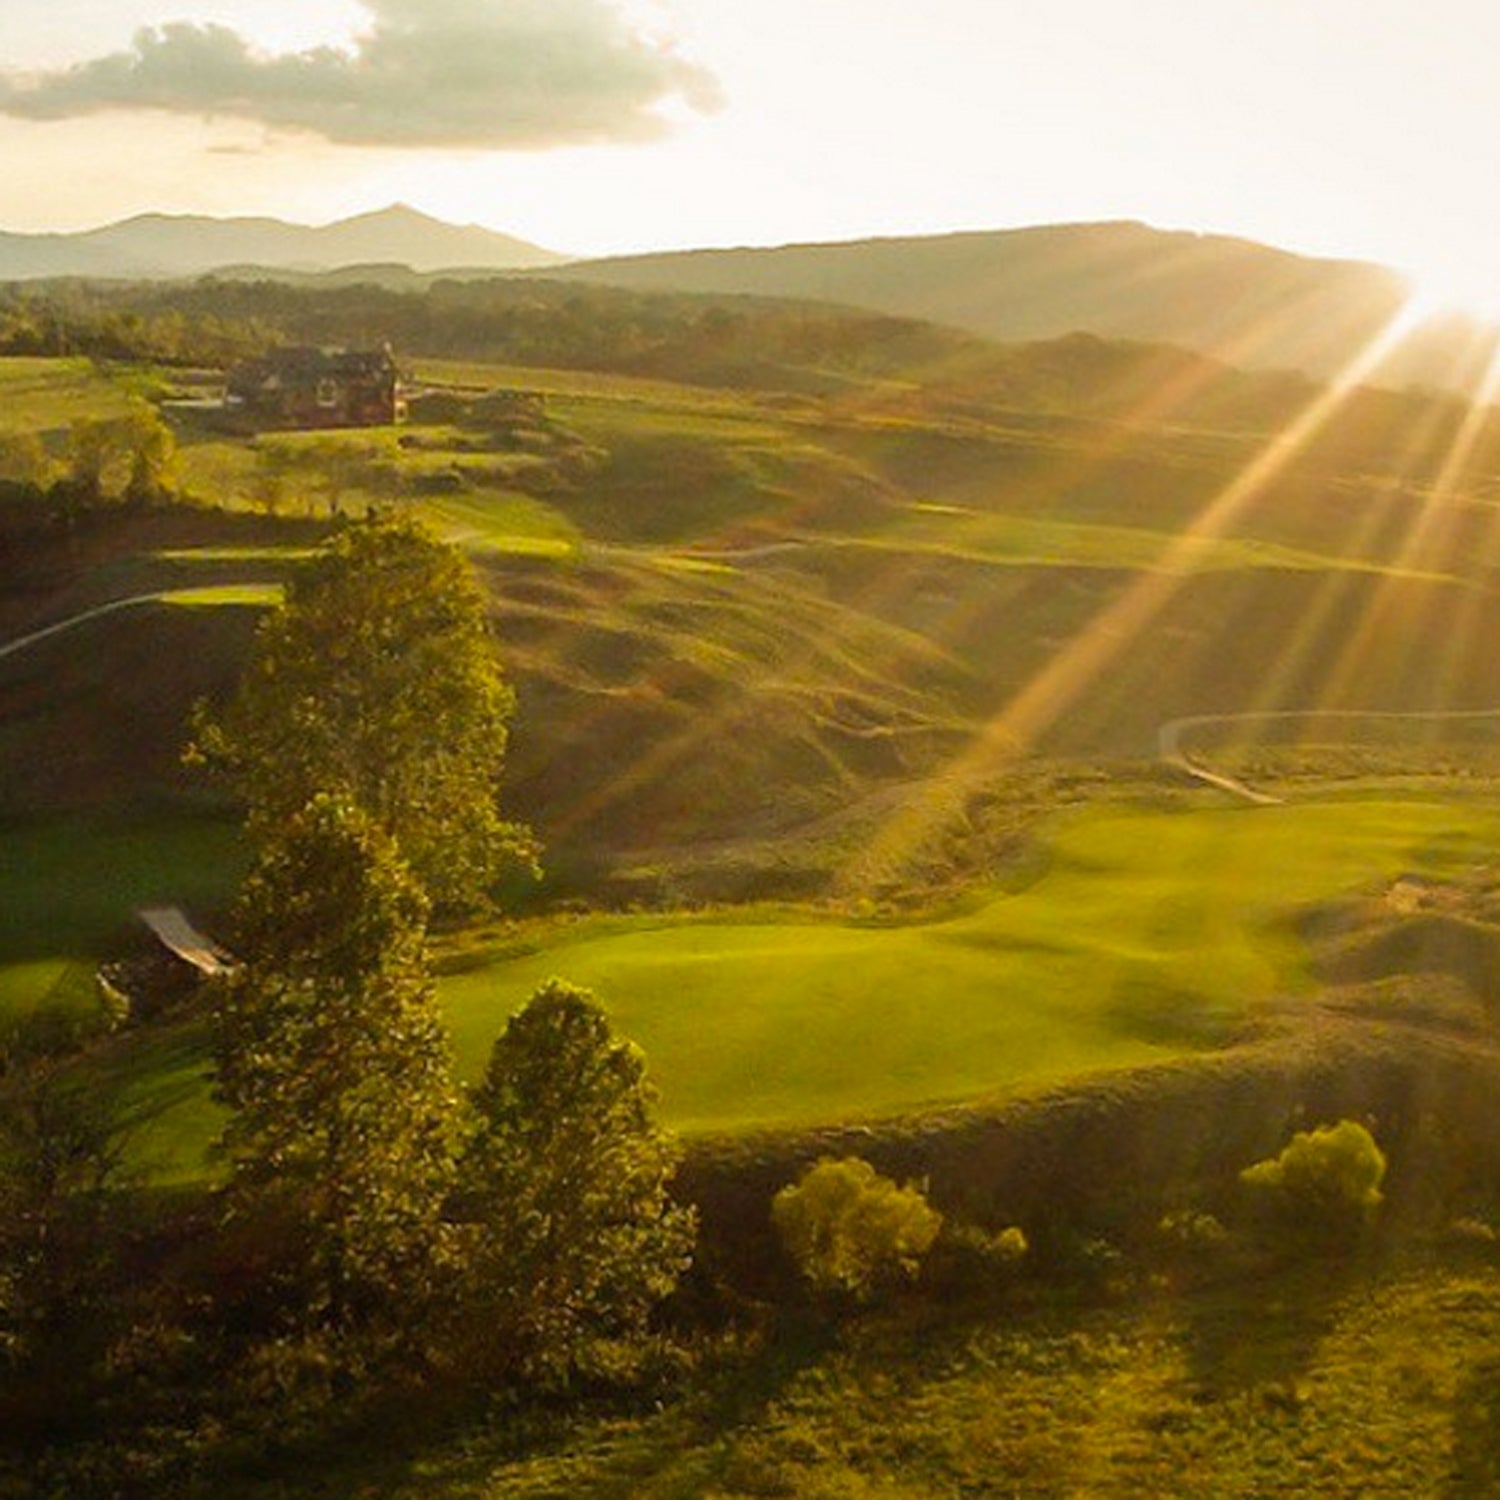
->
[2,1,1500,310]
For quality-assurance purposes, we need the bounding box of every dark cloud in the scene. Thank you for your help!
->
[0,0,721,148]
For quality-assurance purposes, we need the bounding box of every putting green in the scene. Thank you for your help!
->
[441,797,1500,1132]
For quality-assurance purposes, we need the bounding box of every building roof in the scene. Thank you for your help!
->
[138,906,238,977]
[227,345,399,391]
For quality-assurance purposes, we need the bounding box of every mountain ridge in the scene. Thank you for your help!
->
[0,204,566,280]
[547,219,1445,386]
[2,208,1495,396]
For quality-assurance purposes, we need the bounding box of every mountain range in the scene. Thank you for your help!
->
[0,204,564,281]
[2,206,1493,394]
[550,222,1482,390]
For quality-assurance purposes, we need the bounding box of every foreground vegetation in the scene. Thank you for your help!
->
[93,1249,1492,1498]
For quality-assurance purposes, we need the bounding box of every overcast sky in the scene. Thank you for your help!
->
[2,1,1500,309]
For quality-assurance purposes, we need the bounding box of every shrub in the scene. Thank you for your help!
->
[923,1221,1029,1296]
[1240,1119,1386,1242]
[772,1157,942,1302]
[1156,1209,1230,1254]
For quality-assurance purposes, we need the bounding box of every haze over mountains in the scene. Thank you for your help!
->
[2,206,1494,394]
[0,204,564,281]
[554,223,1496,393]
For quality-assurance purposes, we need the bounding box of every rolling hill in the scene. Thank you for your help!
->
[8,207,1498,397]
[553,219,1499,393]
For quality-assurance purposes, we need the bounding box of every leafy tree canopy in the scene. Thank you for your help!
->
[457,978,695,1378]
[194,515,535,913]
[215,792,458,1317]
[1240,1118,1386,1242]
[773,1155,942,1301]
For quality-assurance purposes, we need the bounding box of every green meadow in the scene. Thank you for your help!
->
[20,794,1489,1182]
[9,350,1500,1169]
[0,356,135,434]
[441,798,1500,1131]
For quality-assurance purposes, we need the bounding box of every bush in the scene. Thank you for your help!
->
[1156,1209,1230,1254]
[772,1157,942,1302]
[1240,1119,1386,1243]
[923,1221,1028,1296]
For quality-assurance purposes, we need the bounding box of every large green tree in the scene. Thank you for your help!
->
[193,516,534,913]
[214,792,458,1319]
[456,979,695,1378]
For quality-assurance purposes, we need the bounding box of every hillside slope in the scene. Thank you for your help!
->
[9,336,1500,906]
[552,220,1495,391]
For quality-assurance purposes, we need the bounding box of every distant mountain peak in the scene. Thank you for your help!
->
[344,202,444,226]
[0,205,567,281]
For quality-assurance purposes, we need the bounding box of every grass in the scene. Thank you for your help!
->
[159,584,283,608]
[440,798,1500,1132]
[877,504,1443,576]
[0,356,134,435]
[419,490,581,557]
[412,357,777,415]
[12,343,1500,1491]
[11,353,1500,1159]
[17,355,1500,876]
[63,795,1500,1181]
[0,815,243,1023]
[155,1250,1500,1497]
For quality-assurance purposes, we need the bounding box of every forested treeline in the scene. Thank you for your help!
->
[5,275,1499,480]
[0,275,955,381]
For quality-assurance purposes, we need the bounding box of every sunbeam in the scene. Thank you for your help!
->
[1312,330,1500,717]
[848,292,1436,882]
[1218,332,1497,735]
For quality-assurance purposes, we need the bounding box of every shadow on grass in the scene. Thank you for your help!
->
[1447,1354,1500,1496]
[193,1322,838,1500]
[1177,1257,1357,1401]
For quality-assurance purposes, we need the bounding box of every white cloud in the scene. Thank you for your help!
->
[0,0,720,148]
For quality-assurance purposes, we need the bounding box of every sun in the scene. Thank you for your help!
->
[1406,251,1500,323]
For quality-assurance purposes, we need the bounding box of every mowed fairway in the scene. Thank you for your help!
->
[28,794,1500,1180]
[441,797,1500,1133]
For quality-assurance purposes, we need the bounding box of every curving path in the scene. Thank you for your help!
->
[1158,706,1500,804]
[0,593,175,663]
[0,587,274,664]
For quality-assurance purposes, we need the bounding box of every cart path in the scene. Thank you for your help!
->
[0,587,275,663]
[1157,707,1500,805]
[0,594,169,662]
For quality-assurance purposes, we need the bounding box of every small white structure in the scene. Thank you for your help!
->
[138,907,238,978]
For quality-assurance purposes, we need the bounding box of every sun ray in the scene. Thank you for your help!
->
[1215,338,1494,737]
[848,294,1434,883]
[1310,327,1500,718]
[538,276,1450,863]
